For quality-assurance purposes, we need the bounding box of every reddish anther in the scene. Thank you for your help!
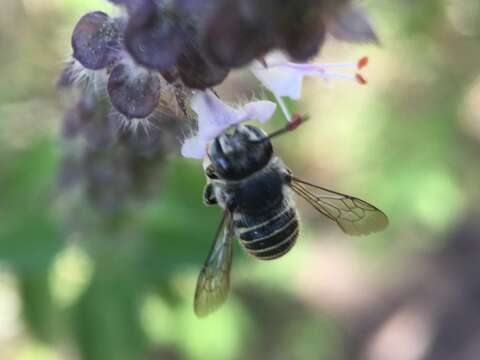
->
[357,56,369,70]
[288,113,305,131]
[355,74,367,85]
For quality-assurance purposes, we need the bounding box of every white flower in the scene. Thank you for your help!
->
[251,52,368,101]
[181,90,277,159]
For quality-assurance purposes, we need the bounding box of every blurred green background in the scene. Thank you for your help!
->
[1,1,480,359]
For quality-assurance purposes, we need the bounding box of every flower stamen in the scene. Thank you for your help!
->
[357,56,369,69]
[288,113,307,131]
[252,53,370,102]
[355,74,368,85]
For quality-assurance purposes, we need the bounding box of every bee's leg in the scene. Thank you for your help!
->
[203,183,218,206]
[175,84,190,119]
[205,165,219,180]
[224,194,238,213]
[281,168,294,184]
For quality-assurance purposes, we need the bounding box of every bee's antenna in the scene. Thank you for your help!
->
[262,113,309,141]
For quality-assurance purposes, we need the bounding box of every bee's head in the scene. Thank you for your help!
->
[206,125,273,180]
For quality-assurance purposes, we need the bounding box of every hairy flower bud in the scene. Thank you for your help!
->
[282,22,327,62]
[177,40,230,89]
[124,3,191,71]
[204,0,276,68]
[107,63,162,119]
[62,96,118,149]
[274,1,327,61]
[71,11,121,70]
[325,3,379,44]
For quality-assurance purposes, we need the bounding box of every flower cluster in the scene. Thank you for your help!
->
[59,89,184,212]
[59,0,377,208]
[105,0,377,71]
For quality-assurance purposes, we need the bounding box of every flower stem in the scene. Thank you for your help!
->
[274,93,292,122]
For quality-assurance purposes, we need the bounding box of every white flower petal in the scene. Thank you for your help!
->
[200,125,228,142]
[252,63,304,100]
[191,90,239,135]
[239,100,277,123]
[181,136,207,159]
[183,91,277,160]
[252,51,366,100]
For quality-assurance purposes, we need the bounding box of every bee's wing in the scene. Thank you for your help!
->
[194,211,235,318]
[288,177,388,236]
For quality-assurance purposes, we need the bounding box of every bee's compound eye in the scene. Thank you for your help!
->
[217,158,229,172]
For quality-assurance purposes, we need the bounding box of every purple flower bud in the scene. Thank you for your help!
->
[62,96,95,139]
[160,68,180,84]
[57,60,76,88]
[204,0,276,68]
[62,96,119,149]
[121,113,182,157]
[325,3,379,44]
[121,0,157,27]
[71,11,121,70]
[268,0,331,62]
[107,63,162,119]
[177,42,230,89]
[283,24,326,62]
[83,147,133,212]
[124,6,190,71]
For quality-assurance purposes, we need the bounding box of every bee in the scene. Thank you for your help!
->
[194,115,388,317]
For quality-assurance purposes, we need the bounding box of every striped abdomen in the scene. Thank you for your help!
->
[235,205,299,260]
